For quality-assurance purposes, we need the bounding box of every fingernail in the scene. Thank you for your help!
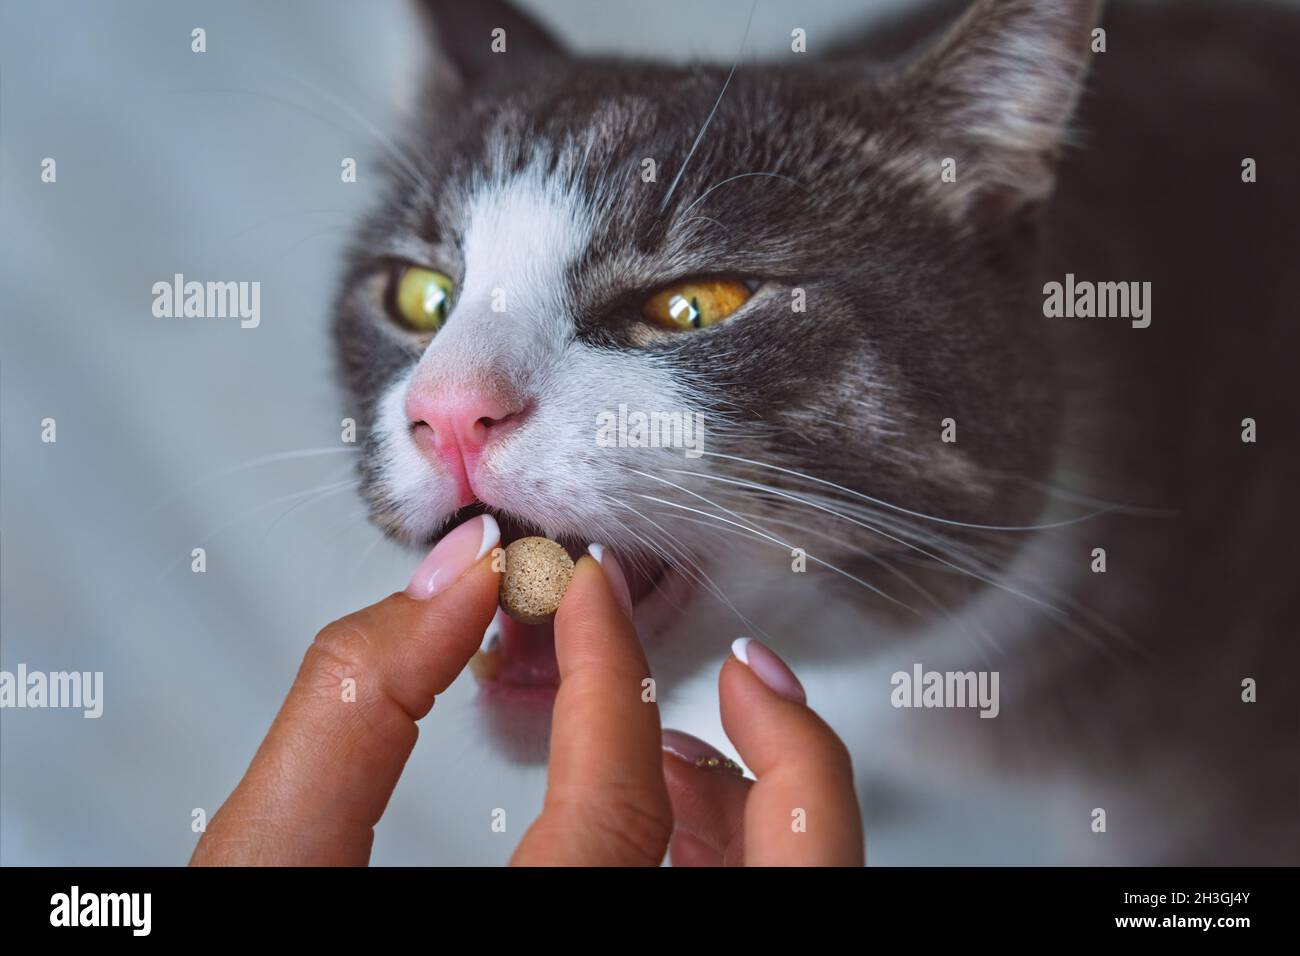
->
[662,729,746,777]
[405,514,499,600]
[586,543,634,617]
[731,636,806,703]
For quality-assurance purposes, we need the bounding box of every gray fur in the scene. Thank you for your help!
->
[333,0,1299,863]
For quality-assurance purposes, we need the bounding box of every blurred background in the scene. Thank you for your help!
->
[0,0,924,866]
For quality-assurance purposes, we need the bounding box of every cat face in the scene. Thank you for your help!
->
[333,0,1097,700]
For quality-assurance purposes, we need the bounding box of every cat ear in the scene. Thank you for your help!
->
[413,0,565,91]
[888,0,1102,224]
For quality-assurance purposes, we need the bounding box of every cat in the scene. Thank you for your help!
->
[333,0,1299,864]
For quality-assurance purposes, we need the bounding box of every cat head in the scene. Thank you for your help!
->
[333,0,1099,640]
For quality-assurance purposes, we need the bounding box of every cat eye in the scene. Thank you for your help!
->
[391,265,455,333]
[641,278,753,331]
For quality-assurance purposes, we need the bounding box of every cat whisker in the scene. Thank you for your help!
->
[699,450,1122,532]
[786,408,1176,519]
[856,504,1135,652]
[657,0,758,215]
[262,463,362,544]
[264,59,436,195]
[799,484,1130,653]
[675,170,812,222]
[196,478,361,554]
[636,491,919,616]
[649,503,1001,657]
[170,82,429,198]
[624,463,920,613]
[124,475,364,647]
[990,468,1178,517]
[347,521,393,578]
[142,446,360,521]
[613,497,769,641]
[601,489,728,593]
[667,468,1067,620]
[676,215,732,235]
[742,476,1130,655]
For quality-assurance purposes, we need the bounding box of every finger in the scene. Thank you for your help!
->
[191,514,501,866]
[511,548,672,866]
[669,831,723,867]
[720,637,864,866]
[661,730,751,866]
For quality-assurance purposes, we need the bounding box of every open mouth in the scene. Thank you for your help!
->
[435,504,671,704]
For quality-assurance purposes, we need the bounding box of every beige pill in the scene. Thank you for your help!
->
[499,537,575,624]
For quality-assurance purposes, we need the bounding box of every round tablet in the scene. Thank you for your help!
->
[499,537,575,624]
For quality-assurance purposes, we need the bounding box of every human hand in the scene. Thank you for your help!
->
[190,514,862,866]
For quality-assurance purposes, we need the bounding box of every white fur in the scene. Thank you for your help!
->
[372,163,713,552]
[369,159,1116,865]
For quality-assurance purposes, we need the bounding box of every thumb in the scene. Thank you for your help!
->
[192,514,501,866]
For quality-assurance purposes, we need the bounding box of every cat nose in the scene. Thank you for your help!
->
[405,384,525,506]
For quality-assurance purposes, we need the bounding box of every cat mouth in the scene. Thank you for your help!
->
[434,504,672,705]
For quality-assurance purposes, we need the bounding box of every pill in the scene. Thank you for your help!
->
[498,537,575,624]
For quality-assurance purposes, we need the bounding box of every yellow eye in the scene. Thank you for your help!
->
[393,266,454,332]
[641,278,752,331]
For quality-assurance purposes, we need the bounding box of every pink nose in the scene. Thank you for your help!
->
[406,385,524,506]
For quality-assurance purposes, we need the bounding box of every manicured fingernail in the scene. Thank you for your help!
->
[405,514,499,600]
[586,543,634,617]
[662,730,745,777]
[731,636,806,703]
